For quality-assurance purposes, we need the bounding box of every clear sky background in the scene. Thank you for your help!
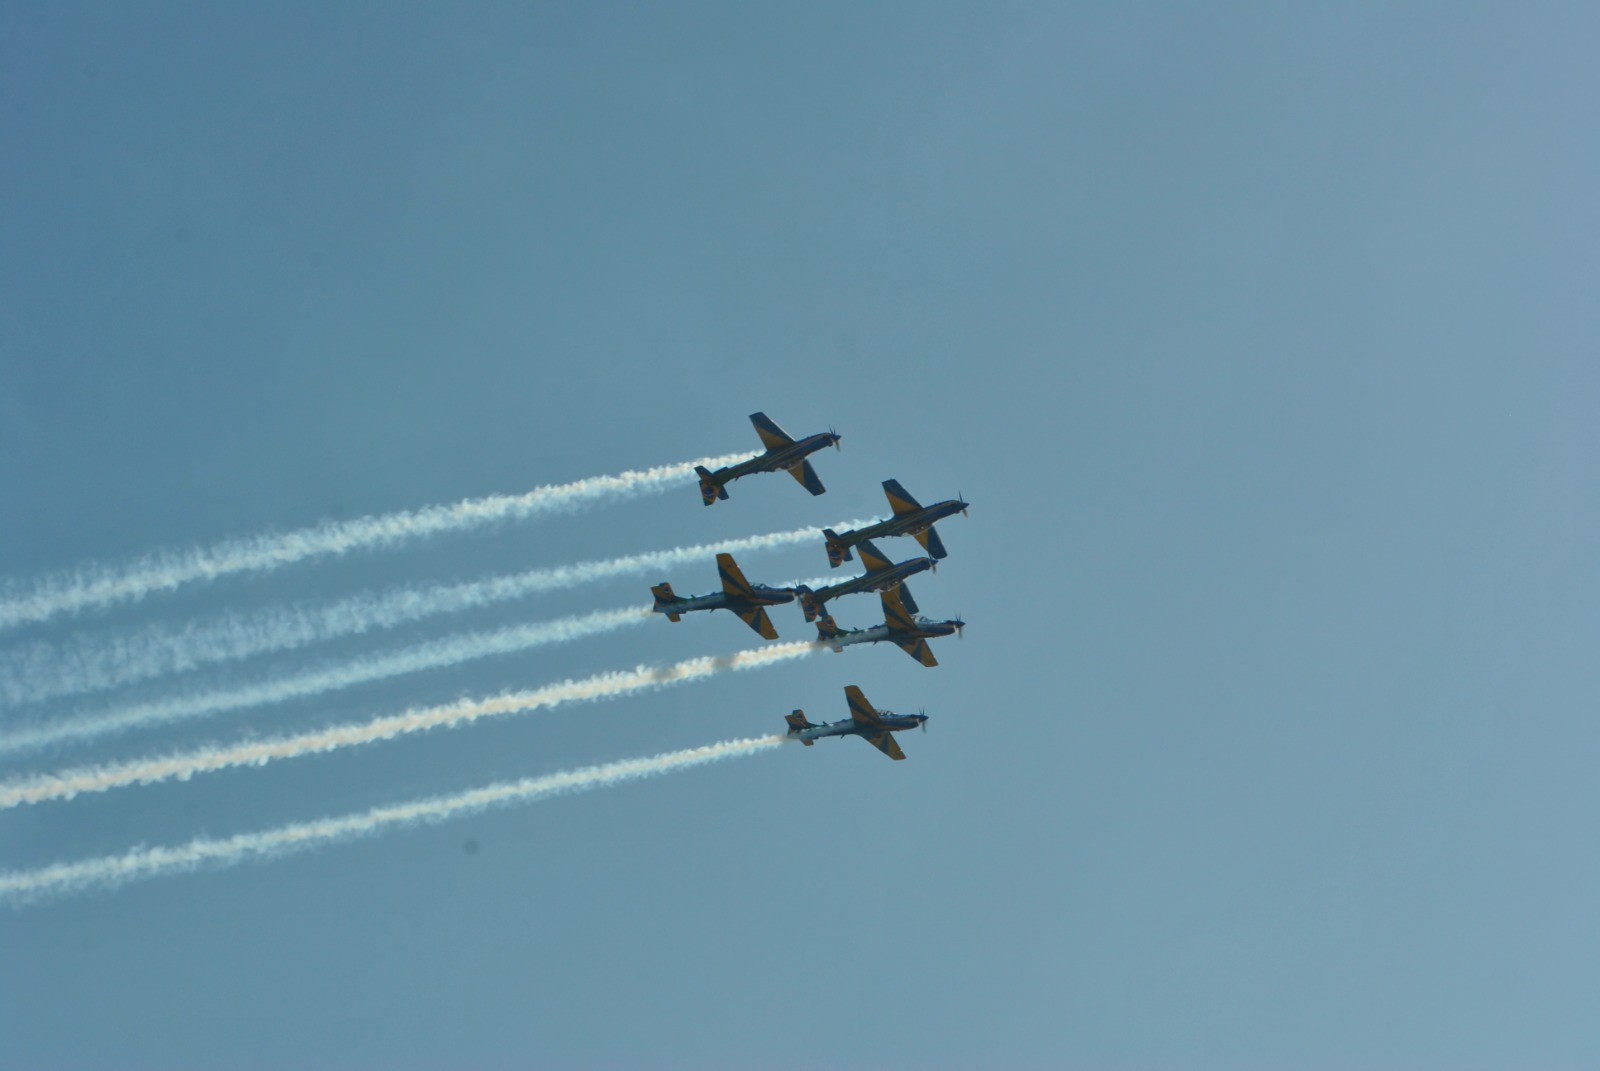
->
[4,3,1599,1068]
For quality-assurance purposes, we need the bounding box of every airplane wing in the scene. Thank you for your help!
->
[880,587,919,632]
[914,525,949,560]
[749,412,796,451]
[895,581,919,616]
[845,685,882,727]
[787,459,826,496]
[863,732,907,760]
[736,606,779,640]
[716,553,760,600]
[882,479,923,517]
[896,638,939,667]
[856,539,893,573]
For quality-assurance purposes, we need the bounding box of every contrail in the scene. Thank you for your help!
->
[0,606,655,756]
[0,643,817,807]
[0,521,864,709]
[0,452,749,632]
[0,734,785,907]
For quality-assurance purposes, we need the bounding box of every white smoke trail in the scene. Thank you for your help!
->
[0,606,655,756]
[0,452,749,632]
[0,734,785,907]
[0,643,816,807]
[0,521,863,709]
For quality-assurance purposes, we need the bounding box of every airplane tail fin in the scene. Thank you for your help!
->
[822,528,853,568]
[795,585,822,623]
[784,709,817,745]
[815,614,845,649]
[650,582,683,622]
[696,465,728,506]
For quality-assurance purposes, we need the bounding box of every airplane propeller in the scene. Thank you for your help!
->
[830,425,841,450]
[920,707,928,732]
[956,615,965,640]
[959,493,968,517]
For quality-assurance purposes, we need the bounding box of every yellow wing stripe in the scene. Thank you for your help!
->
[738,607,779,640]
[883,479,923,517]
[845,685,880,726]
[867,732,907,760]
[880,588,917,631]
[856,540,892,573]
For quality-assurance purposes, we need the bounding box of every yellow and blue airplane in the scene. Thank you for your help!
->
[784,685,929,761]
[794,539,934,623]
[650,553,798,639]
[814,587,964,667]
[822,478,969,567]
[696,411,841,506]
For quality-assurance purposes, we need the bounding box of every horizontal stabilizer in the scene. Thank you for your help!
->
[785,710,816,744]
[650,583,683,622]
[823,528,853,568]
[696,465,728,506]
[815,614,844,643]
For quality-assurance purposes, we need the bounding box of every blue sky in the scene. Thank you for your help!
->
[4,4,1599,1068]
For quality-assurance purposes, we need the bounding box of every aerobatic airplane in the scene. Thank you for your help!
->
[783,685,929,761]
[814,587,964,667]
[823,479,969,567]
[695,411,841,506]
[794,539,934,622]
[650,553,798,639]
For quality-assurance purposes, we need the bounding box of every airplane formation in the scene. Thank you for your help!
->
[654,411,970,760]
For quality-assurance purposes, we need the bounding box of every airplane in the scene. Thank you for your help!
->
[696,411,841,506]
[794,539,935,623]
[649,553,799,639]
[814,587,964,667]
[823,479,969,567]
[784,684,929,761]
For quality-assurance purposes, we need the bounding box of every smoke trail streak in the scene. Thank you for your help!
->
[0,644,816,807]
[0,453,749,632]
[0,735,785,907]
[0,607,654,757]
[0,521,865,710]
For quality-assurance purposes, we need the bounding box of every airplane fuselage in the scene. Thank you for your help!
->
[820,617,962,652]
[806,557,933,607]
[713,432,840,482]
[789,713,926,744]
[652,587,795,617]
[840,499,967,545]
